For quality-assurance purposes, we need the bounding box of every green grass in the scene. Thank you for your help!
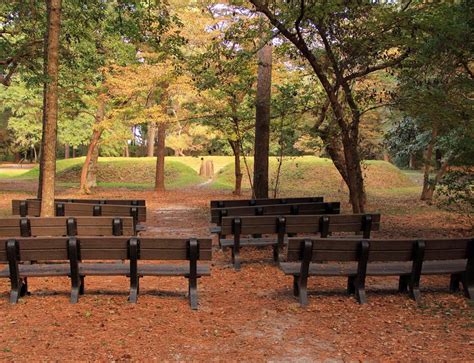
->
[0,168,32,179]
[3,157,204,190]
[211,156,418,196]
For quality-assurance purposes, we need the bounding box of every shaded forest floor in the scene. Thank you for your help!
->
[0,180,472,361]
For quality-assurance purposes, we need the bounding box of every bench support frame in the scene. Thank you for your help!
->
[128,237,140,303]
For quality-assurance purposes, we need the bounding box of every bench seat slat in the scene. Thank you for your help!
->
[0,263,211,278]
[280,260,467,277]
[220,238,282,248]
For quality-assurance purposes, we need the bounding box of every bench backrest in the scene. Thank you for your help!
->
[221,213,380,238]
[211,202,340,224]
[12,200,146,223]
[27,198,146,206]
[286,237,473,263]
[210,197,323,209]
[0,217,135,237]
[0,237,212,263]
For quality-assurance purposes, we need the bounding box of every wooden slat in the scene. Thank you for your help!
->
[12,200,147,222]
[212,202,340,223]
[221,213,380,235]
[28,198,146,206]
[210,197,324,208]
[140,249,212,261]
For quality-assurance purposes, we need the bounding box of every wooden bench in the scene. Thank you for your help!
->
[12,200,146,225]
[211,202,340,225]
[220,213,380,269]
[210,197,323,209]
[27,198,146,206]
[0,236,211,309]
[281,237,473,306]
[0,216,136,295]
[0,216,135,237]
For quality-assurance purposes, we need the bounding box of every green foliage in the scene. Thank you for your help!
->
[436,170,473,220]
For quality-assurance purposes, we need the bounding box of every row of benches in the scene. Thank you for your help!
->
[1,196,472,309]
[209,197,473,305]
[2,199,209,309]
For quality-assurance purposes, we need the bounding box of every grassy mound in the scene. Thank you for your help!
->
[212,156,416,194]
[19,157,203,189]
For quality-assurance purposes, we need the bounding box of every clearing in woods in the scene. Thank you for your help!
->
[0,158,472,360]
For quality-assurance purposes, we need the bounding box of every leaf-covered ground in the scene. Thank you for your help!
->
[0,182,472,360]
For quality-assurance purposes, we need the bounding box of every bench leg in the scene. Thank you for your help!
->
[297,275,308,306]
[449,274,461,292]
[272,245,279,262]
[399,275,409,293]
[293,275,299,297]
[129,278,139,303]
[7,239,22,304]
[231,247,241,271]
[79,276,85,295]
[347,276,355,294]
[128,237,140,303]
[188,277,198,310]
[461,274,473,300]
[20,277,29,296]
[355,282,367,304]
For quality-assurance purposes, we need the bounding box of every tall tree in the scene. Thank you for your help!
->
[249,0,418,212]
[39,0,62,216]
[253,42,272,198]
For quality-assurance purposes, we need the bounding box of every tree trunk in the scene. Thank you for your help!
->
[155,122,166,192]
[421,129,437,200]
[80,129,102,194]
[253,43,272,199]
[39,0,62,217]
[80,96,106,194]
[86,143,99,189]
[64,144,70,159]
[147,122,156,157]
[124,143,129,157]
[229,140,242,196]
[409,153,416,169]
[421,160,449,202]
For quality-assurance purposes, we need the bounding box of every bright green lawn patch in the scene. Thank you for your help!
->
[0,168,32,179]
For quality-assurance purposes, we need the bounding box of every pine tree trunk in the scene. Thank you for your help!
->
[39,0,62,216]
[253,43,272,199]
[64,144,70,159]
[229,140,242,196]
[147,122,156,157]
[155,122,166,192]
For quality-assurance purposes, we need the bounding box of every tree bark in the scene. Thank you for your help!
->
[80,96,106,194]
[39,0,62,216]
[147,122,156,157]
[64,144,70,159]
[421,128,437,201]
[253,43,272,199]
[86,143,99,189]
[155,122,166,192]
[229,139,243,196]
[80,129,101,194]
[409,153,416,169]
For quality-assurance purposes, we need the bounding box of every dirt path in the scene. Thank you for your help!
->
[0,186,472,360]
